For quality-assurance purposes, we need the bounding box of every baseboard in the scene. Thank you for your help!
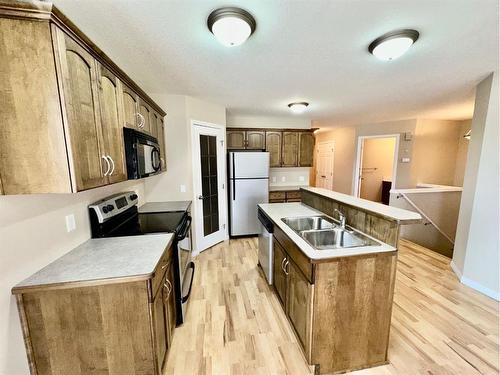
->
[460,276,500,301]
[450,261,499,301]
[449,260,463,279]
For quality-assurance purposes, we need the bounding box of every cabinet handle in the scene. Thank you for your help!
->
[281,257,287,273]
[137,113,145,128]
[163,279,172,299]
[102,155,111,176]
[107,155,115,175]
[284,260,290,275]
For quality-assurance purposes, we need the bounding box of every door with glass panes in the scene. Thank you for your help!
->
[193,123,226,252]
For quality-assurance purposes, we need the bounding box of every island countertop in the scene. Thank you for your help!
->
[258,202,396,260]
[301,187,422,223]
[12,234,174,294]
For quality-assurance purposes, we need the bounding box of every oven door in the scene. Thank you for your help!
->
[175,215,194,325]
[137,138,161,178]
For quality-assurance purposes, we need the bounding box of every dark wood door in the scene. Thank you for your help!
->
[199,134,219,236]
[121,84,138,129]
[138,98,152,134]
[273,238,287,308]
[287,259,311,350]
[226,130,246,149]
[246,131,265,149]
[282,132,299,167]
[55,28,107,191]
[97,64,127,184]
[153,286,168,374]
[298,132,315,167]
[266,131,282,167]
[156,113,167,171]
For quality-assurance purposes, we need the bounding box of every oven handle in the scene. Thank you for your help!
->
[176,216,192,241]
[151,148,161,172]
[181,262,195,303]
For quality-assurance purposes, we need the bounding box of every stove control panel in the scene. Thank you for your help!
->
[88,191,139,223]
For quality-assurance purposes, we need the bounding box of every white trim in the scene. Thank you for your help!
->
[190,120,228,256]
[450,260,499,301]
[353,134,400,198]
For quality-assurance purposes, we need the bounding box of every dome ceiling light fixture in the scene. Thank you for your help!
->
[368,29,419,61]
[288,102,309,114]
[207,7,256,47]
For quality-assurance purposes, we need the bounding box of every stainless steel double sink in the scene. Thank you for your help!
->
[281,216,380,250]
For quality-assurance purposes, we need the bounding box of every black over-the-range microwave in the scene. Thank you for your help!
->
[123,128,162,179]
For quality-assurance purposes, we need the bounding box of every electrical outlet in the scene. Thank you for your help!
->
[271,176,277,183]
[180,184,186,193]
[281,176,286,182]
[299,176,305,182]
[65,214,76,232]
[401,157,411,163]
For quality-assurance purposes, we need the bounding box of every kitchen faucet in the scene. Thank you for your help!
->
[334,209,346,229]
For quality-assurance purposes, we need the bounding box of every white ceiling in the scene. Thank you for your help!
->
[54,0,499,125]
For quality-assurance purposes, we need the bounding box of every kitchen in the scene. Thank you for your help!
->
[1,1,499,375]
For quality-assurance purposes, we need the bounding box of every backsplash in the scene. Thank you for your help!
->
[269,167,310,186]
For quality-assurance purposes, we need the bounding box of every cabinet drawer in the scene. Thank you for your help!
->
[269,191,286,200]
[151,246,173,298]
[286,191,301,200]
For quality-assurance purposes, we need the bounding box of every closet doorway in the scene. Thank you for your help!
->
[354,135,399,204]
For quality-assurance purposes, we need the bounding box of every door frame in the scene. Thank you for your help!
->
[190,120,228,256]
[315,140,335,189]
[353,134,400,198]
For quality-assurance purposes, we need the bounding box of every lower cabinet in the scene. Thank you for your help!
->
[269,190,302,203]
[14,245,177,375]
[272,237,313,356]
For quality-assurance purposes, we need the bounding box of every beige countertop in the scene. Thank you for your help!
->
[269,185,309,191]
[302,187,422,223]
[258,203,396,260]
[13,234,174,293]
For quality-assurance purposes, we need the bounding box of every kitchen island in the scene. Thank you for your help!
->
[258,187,421,375]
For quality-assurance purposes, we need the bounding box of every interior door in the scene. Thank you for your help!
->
[55,28,107,191]
[315,142,334,190]
[193,124,226,252]
[97,64,127,184]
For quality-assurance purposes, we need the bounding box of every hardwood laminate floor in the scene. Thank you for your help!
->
[164,238,499,375]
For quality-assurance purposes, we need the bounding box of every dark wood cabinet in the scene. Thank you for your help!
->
[227,130,246,149]
[227,130,265,150]
[153,284,168,372]
[164,262,176,346]
[273,238,288,308]
[269,190,301,203]
[287,259,312,349]
[266,131,282,167]
[282,132,299,167]
[298,132,315,167]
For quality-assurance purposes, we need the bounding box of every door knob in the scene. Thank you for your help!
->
[198,195,205,200]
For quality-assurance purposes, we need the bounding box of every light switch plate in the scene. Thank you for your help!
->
[65,214,76,232]
[180,184,186,193]
[271,176,277,183]
[281,176,286,182]
[299,176,305,182]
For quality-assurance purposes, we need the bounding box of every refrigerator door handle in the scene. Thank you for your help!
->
[232,153,236,200]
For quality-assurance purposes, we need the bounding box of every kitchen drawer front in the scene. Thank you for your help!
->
[269,191,286,201]
[150,245,173,298]
[274,226,314,283]
[286,191,301,200]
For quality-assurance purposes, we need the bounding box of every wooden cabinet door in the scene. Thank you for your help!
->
[227,130,246,149]
[121,84,138,129]
[246,131,265,149]
[287,259,312,351]
[97,64,127,184]
[273,238,287,308]
[164,263,176,346]
[266,131,282,167]
[155,113,167,171]
[298,132,315,167]
[138,98,152,134]
[55,29,108,191]
[282,132,299,167]
[153,287,168,374]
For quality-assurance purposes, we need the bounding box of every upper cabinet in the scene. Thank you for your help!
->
[0,3,166,195]
[227,128,314,168]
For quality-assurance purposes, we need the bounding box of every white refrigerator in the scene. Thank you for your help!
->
[228,152,270,236]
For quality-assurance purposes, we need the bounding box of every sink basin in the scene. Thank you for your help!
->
[300,228,379,250]
[281,216,334,232]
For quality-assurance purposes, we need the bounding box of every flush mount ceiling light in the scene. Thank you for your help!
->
[207,7,256,47]
[288,102,309,114]
[368,29,419,61]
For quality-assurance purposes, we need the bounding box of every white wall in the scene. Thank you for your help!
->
[0,180,145,375]
[269,167,310,187]
[452,72,499,300]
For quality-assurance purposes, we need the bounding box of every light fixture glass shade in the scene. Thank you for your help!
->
[369,29,419,61]
[288,102,309,114]
[207,8,256,47]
